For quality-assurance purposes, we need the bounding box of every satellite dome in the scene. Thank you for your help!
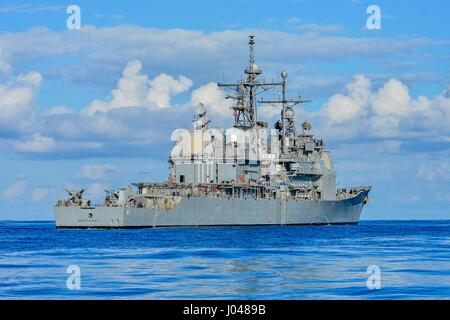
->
[246,63,262,74]
[251,63,260,71]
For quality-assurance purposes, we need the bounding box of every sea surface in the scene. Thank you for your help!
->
[0,220,449,299]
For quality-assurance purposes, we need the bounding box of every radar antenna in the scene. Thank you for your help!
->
[193,103,210,130]
[259,70,311,153]
[218,35,283,129]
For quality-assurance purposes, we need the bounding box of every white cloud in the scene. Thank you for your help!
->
[325,94,362,123]
[0,41,447,160]
[84,60,192,115]
[15,71,42,87]
[148,73,193,108]
[372,79,430,116]
[444,83,450,98]
[319,75,450,140]
[77,164,116,180]
[0,25,441,158]
[13,134,55,152]
[32,187,51,202]
[46,106,74,116]
[190,82,231,117]
[0,47,11,74]
[34,102,192,157]
[0,26,432,88]
[416,162,450,182]
[323,74,371,123]
[4,71,450,159]
[0,71,42,123]
[3,178,27,200]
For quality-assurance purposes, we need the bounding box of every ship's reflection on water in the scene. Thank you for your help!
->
[0,220,449,299]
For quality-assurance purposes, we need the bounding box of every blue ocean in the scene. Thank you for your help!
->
[0,220,449,299]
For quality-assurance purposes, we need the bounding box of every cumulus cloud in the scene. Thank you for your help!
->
[372,79,430,116]
[0,49,448,161]
[35,103,192,158]
[4,70,450,159]
[85,60,192,115]
[190,82,231,117]
[324,74,371,123]
[0,59,194,157]
[77,164,116,180]
[319,75,450,141]
[0,71,42,123]
[148,73,193,108]
[3,178,27,200]
[0,24,444,159]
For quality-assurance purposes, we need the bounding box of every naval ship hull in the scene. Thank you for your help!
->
[54,190,369,228]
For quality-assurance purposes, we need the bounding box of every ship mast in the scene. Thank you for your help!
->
[218,35,282,129]
[218,35,311,154]
[246,35,257,127]
[259,70,311,153]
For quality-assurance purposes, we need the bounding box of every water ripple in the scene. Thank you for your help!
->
[0,220,449,299]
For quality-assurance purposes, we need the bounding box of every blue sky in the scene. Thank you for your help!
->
[0,0,449,220]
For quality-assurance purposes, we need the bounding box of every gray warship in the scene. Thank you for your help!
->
[54,36,371,228]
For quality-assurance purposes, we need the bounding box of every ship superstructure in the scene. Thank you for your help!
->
[54,36,371,228]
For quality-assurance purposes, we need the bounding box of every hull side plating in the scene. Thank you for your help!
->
[55,190,368,228]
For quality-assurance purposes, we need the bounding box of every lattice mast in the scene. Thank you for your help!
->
[218,35,282,129]
[259,71,311,152]
[218,35,311,154]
